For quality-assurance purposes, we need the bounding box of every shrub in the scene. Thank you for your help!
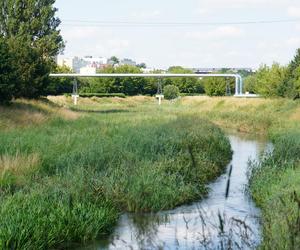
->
[79,93,126,98]
[0,38,15,104]
[202,77,235,96]
[163,85,180,100]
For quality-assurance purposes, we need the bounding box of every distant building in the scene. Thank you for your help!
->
[190,67,253,74]
[57,57,87,73]
[120,58,136,66]
[80,66,96,75]
[57,56,109,73]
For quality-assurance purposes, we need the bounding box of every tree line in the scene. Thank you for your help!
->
[244,49,300,99]
[1,1,300,103]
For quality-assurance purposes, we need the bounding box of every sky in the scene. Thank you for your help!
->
[55,0,300,69]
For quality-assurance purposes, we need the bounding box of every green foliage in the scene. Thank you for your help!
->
[0,102,232,248]
[249,130,300,249]
[0,0,64,99]
[80,66,205,96]
[165,66,204,93]
[80,65,149,95]
[244,74,257,94]
[0,37,15,103]
[163,85,180,100]
[203,77,234,96]
[247,63,287,97]
[284,49,300,99]
[0,181,117,249]
[79,93,126,98]
[109,56,119,65]
[45,65,73,96]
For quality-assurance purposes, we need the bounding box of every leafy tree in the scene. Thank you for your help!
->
[248,63,287,97]
[203,77,227,96]
[80,65,147,96]
[0,0,64,99]
[114,65,145,95]
[0,37,15,103]
[202,77,235,96]
[109,56,119,66]
[284,49,300,99]
[164,85,180,100]
[244,74,258,94]
[137,63,147,69]
[166,66,200,93]
[45,65,73,95]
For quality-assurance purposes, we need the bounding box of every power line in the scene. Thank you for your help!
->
[61,18,300,27]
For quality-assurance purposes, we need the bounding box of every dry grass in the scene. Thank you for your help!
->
[0,153,40,175]
[0,98,80,131]
[290,107,300,121]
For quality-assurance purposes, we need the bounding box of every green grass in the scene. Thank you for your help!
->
[248,130,300,249]
[0,97,232,249]
[2,95,300,249]
[170,96,300,250]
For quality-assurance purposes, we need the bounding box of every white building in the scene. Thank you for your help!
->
[120,58,136,66]
[57,56,109,73]
[80,66,96,75]
[57,57,88,73]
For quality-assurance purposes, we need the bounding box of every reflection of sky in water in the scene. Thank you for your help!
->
[79,134,270,250]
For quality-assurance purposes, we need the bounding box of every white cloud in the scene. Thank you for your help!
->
[287,6,300,17]
[185,26,243,40]
[194,7,209,15]
[199,0,291,8]
[286,37,300,46]
[131,10,161,19]
[61,26,130,57]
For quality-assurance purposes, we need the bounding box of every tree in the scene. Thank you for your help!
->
[137,63,147,69]
[284,49,300,99]
[247,63,287,97]
[109,56,119,66]
[0,0,64,99]
[202,76,235,96]
[0,37,15,103]
[80,65,148,96]
[166,66,201,93]
[203,77,227,96]
[164,85,180,100]
[45,65,74,95]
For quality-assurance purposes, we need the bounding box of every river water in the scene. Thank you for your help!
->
[79,134,270,250]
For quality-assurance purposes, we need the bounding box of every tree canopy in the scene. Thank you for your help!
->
[0,0,64,102]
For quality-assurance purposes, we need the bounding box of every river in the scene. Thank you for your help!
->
[78,133,271,250]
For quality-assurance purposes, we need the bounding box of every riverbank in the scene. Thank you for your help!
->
[175,96,300,249]
[1,95,299,249]
[0,97,232,249]
[66,95,300,249]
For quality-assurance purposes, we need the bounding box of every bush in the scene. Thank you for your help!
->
[46,65,74,96]
[201,77,235,96]
[180,93,203,97]
[0,38,15,103]
[163,85,180,100]
[250,63,287,97]
[79,93,126,98]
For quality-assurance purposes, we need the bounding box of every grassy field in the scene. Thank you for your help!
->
[60,95,300,249]
[0,96,232,249]
[1,95,300,249]
[174,96,300,249]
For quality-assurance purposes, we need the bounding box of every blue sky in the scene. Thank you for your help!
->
[55,0,300,69]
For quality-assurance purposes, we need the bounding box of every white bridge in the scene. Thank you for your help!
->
[49,73,246,105]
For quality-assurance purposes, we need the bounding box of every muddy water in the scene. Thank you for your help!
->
[79,134,270,250]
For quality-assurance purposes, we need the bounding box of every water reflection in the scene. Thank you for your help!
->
[80,134,270,250]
